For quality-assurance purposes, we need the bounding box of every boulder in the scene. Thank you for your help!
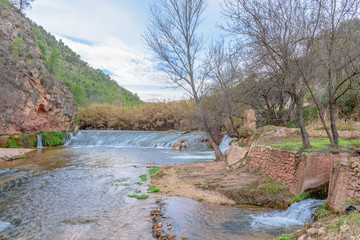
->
[172,140,187,151]
[226,142,249,167]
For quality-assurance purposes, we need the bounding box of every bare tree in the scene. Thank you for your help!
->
[204,41,243,137]
[312,0,360,147]
[144,0,225,160]
[10,0,35,12]
[223,0,315,148]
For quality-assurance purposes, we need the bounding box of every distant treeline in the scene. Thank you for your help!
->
[78,101,201,131]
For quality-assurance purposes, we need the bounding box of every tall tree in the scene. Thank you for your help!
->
[223,0,314,148]
[10,0,35,12]
[144,0,225,160]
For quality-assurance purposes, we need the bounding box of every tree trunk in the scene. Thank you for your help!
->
[286,97,295,123]
[229,115,240,138]
[329,101,339,147]
[294,97,311,148]
[194,94,225,160]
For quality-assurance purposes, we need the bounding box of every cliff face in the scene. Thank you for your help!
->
[0,3,77,134]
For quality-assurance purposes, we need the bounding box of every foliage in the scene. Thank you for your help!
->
[78,101,200,131]
[39,132,64,147]
[346,200,359,205]
[291,192,311,204]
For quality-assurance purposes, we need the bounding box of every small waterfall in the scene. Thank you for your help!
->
[36,135,43,148]
[219,135,235,154]
[251,199,326,228]
[63,132,74,146]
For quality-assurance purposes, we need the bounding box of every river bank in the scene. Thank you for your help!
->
[0,148,35,161]
[150,161,294,209]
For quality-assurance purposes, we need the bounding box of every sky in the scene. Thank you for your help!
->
[27,0,224,101]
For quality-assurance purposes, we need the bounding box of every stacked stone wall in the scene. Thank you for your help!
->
[249,145,299,186]
[328,158,360,211]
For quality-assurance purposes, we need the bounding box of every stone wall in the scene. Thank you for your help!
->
[328,157,360,211]
[249,145,347,196]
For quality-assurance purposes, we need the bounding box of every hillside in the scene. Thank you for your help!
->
[0,0,77,134]
[26,10,142,106]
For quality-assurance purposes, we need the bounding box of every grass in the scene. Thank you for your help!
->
[147,186,161,193]
[127,194,149,200]
[197,198,204,202]
[291,192,311,204]
[148,168,160,175]
[274,233,293,240]
[270,137,360,152]
[346,200,359,205]
[139,174,147,182]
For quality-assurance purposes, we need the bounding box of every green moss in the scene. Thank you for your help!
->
[127,194,149,200]
[6,136,24,148]
[40,132,64,147]
[139,174,147,182]
[148,168,160,175]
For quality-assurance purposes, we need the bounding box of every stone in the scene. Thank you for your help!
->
[318,227,326,236]
[172,140,187,151]
[226,142,249,167]
[168,234,176,239]
[307,228,318,236]
[297,235,307,240]
[340,224,350,233]
[345,205,357,212]
[157,222,163,228]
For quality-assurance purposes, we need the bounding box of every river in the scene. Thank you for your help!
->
[0,130,324,239]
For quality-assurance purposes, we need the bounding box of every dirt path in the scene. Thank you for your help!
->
[150,161,293,208]
[0,148,35,162]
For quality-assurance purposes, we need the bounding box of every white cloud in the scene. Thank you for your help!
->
[58,35,186,101]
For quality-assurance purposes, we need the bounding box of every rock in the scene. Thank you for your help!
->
[0,6,77,134]
[307,228,318,236]
[318,227,326,236]
[181,130,191,135]
[172,140,187,151]
[225,142,249,167]
[166,222,171,226]
[340,224,350,233]
[345,205,357,212]
[157,222,163,228]
[168,233,176,239]
[297,235,307,240]
[167,226,172,230]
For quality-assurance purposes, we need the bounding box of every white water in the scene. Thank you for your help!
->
[251,199,326,228]
[36,134,43,148]
[219,135,235,154]
[0,221,11,232]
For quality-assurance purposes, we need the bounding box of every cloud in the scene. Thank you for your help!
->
[58,35,186,101]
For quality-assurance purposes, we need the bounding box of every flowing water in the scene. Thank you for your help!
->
[0,130,324,240]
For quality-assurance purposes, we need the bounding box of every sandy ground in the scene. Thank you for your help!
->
[150,161,269,205]
[0,148,35,162]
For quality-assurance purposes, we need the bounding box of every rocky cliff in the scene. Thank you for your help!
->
[0,2,76,134]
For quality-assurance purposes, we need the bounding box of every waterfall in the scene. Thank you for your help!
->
[251,199,326,228]
[219,135,235,154]
[36,135,43,148]
[66,130,208,150]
